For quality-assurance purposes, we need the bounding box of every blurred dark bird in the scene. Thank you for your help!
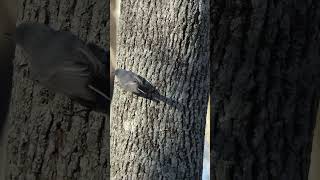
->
[11,22,110,113]
[114,69,161,102]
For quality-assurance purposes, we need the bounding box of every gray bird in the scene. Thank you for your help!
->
[13,22,110,112]
[114,69,161,102]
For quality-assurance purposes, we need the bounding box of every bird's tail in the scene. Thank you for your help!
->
[151,93,164,103]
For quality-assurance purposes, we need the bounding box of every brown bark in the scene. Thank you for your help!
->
[110,0,210,179]
[211,0,320,180]
[5,0,110,179]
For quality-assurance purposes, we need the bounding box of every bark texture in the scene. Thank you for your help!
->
[111,0,210,179]
[5,0,110,179]
[211,0,320,180]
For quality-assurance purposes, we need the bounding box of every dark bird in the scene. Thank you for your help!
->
[114,69,161,102]
[13,22,110,113]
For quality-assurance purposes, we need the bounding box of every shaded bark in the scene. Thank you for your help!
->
[0,0,16,140]
[111,0,210,179]
[308,106,320,180]
[211,0,320,179]
[0,1,17,179]
[0,36,14,136]
[5,0,110,179]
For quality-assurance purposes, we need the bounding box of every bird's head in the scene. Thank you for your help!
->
[114,69,131,80]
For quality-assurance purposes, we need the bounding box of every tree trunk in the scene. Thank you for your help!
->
[211,0,320,180]
[110,1,210,179]
[308,106,320,180]
[0,0,16,178]
[110,0,121,83]
[0,38,14,180]
[5,0,110,179]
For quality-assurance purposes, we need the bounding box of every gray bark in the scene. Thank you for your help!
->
[5,0,110,179]
[110,1,210,179]
[211,0,320,179]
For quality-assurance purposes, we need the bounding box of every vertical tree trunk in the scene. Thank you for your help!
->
[211,0,320,179]
[111,1,210,179]
[5,0,110,179]
[110,0,121,96]
[0,1,17,178]
[308,106,320,180]
[0,38,14,180]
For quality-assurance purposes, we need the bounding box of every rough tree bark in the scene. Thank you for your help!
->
[211,0,320,180]
[111,0,210,179]
[5,0,110,179]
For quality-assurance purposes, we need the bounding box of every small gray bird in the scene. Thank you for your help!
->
[14,22,110,112]
[114,69,161,102]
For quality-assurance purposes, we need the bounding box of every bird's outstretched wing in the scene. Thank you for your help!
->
[77,46,104,76]
[45,61,94,101]
[86,43,109,65]
[76,47,110,101]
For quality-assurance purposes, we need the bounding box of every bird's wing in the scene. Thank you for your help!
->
[132,75,150,94]
[54,63,110,102]
[77,46,104,75]
[77,47,110,101]
[123,81,138,88]
[132,74,144,84]
[45,61,95,101]
[137,87,147,94]
[123,81,147,94]
[87,43,109,65]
